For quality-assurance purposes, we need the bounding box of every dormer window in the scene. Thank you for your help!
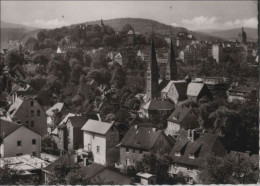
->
[189,153,195,159]
[175,151,181,157]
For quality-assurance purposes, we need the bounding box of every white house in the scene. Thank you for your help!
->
[81,119,119,165]
[114,53,123,65]
[0,119,42,158]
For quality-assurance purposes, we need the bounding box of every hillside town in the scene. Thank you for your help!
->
[0,2,259,185]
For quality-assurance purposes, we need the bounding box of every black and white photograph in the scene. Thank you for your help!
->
[0,0,259,185]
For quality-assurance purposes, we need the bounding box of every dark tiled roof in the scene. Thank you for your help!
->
[159,80,170,92]
[168,107,191,123]
[80,163,105,179]
[42,155,78,173]
[120,126,163,150]
[174,82,188,96]
[170,130,220,168]
[0,119,21,139]
[69,116,87,128]
[142,99,175,111]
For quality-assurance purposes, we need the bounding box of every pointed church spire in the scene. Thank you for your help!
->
[146,38,159,102]
[101,19,104,26]
[165,37,177,80]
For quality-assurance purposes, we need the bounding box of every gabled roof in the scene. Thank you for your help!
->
[0,119,21,139]
[115,53,122,58]
[43,156,131,184]
[51,113,77,134]
[81,119,113,135]
[46,102,64,116]
[120,126,163,150]
[58,113,77,126]
[69,116,87,128]
[7,97,24,118]
[168,107,193,123]
[142,99,175,111]
[42,155,77,173]
[170,130,220,167]
[187,82,205,97]
[127,30,134,35]
[161,80,187,96]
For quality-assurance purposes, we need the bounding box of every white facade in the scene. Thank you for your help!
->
[212,44,223,63]
[165,121,180,136]
[0,126,41,158]
[83,131,107,165]
[169,164,199,184]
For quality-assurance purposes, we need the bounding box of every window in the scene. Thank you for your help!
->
[92,134,95,139]
[16,153,23,156]
[32,139,36,145]
[189,153,195,159]
[139,150,142,154]
[133,149,135,153]
[31,110,34,117]
[37,110,40,116]
[187,165,193,171]
[175,151,181,157]
[126,147,129,152]
[32,152,36,156]
[110,134,115,142]
[31,121,34,127]
[26,121,29,127]
[97,146,100,153]
[88,144,91,151]
[31,101,34,106]
[17,141,22,146]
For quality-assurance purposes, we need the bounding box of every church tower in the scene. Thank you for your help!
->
[146,39,159,102]
[238,27,247,44]
[165,38,177,80]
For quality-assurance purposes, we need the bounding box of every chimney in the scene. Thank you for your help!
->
[152,128,157,132]
[191,129,196,142]
[83,157,89,166]
[134,125,139,129]
[187,129,192,139]
[74,154,80,163]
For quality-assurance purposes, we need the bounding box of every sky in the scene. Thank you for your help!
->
[1,1,258,31]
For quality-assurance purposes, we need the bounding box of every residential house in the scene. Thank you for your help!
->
[138,99,175,120]
[7,96,47,136]
[42,154,131,184]
[186,82,211,102]
[46,102,70,132]
[168,129,226,184]
[195,77,230,97]
[0,119,42,158]
[56,45,77,54]
[136,172,156,185]
[227,85,258,103]
[114,53,123,65]
[160,80,188,104]
[118,125,173,168]
[0,155,49,184]
[137,49,149,63]
[81,119,119,165]
[50,113,77,152]
[165,107,199,136]
[67,116,87,151]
